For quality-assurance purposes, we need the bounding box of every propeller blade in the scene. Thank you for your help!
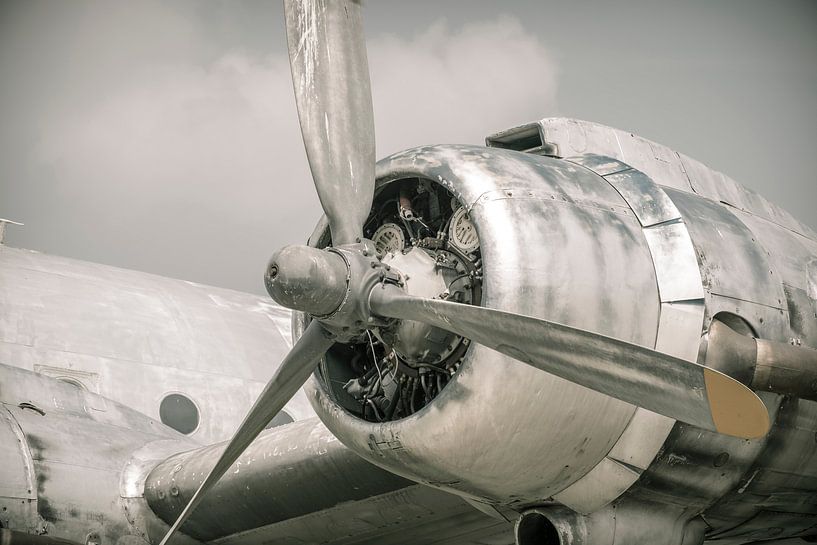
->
[158,321,335,544]
[284,0,375,246]
[369,285,770,439]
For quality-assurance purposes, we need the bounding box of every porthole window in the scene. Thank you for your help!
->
[159,393,199,435]
[264,410,294,429]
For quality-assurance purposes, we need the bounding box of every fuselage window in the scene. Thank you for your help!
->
[159,393,199,435]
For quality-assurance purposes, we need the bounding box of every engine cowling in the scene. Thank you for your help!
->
[298,144,664,506]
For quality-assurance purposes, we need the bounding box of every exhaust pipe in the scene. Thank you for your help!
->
[705,319,817,400]
[514,506,705,545]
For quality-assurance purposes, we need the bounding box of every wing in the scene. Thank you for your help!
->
[143,417,514,545]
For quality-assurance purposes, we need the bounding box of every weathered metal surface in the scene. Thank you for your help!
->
[2,110,816,544]
[487,118,695,193]
[677,152,816,241]
[370,286,767,439]
[213,484,513,545]
[145,417,415,541]
[0,364,191,544]
[0,528,84,545]
[155,321,336,544]
[0,407,39,533]
[600,147,816,538]
[304,144,661,505]
[516,502,705,545]
[704,320,817,399]
[702,397,817,540]
[730,209,817,295]
[121,440,204,545]
[284,0,375,246]
[488,118,817,242]
[553,157,705,513]
[604,168,682,228]
[0,245,304,445]
[487,121,816,539]
[666,188,787,310]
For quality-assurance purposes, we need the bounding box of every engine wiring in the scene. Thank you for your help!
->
[322,179,483,423]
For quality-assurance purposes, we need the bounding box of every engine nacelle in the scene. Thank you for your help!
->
[300,144,672,506]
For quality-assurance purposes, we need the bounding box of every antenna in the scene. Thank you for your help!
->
[0,219,23,244]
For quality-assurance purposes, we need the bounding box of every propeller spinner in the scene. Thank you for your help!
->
[158,1,769,542]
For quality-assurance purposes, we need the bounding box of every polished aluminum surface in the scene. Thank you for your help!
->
[306,144,662,504]
[156,321,335,544]
[284,0,375,246]
[0,364,193,544]
[3,109,816,543]
[0,245,302,445]
[369,285,768,438]
[555,154,707,513]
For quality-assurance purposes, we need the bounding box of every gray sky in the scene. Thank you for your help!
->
[1,0,815,295]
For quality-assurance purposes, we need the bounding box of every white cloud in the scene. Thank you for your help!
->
[371,16,558,154]
[32,16,558,293]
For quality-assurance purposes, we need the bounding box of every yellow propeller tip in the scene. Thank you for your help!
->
[704,368,771,439]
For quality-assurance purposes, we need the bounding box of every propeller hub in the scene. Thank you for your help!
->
[264,245,348,317]
[265,241,394,339]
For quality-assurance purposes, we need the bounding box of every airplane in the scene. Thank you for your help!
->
[2,1,816,544]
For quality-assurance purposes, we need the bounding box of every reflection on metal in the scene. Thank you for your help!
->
[704,319,817,400]
[0,364,191,544]
[554,155,705,513]
[144,418,413,542]
[487,118,816,240]
[307,144,660,505]
[2,84,817,544]
[0,245,304,444]
[515,503,706,545]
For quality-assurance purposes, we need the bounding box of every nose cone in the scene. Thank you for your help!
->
[264,245,348,316]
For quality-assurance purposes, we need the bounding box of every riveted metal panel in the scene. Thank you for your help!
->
[730,209,817,293]
[308,145,660,506]
[643,222,706,303]
[679,153,816,240]
[665,188,787,310]
[551,157,705,513]
[605,170,682,228]
[0,245,301,445]
[615,134,691,193]
[0,408,35,499]
[607,409,676,471]
[533,118,694,192]
[656,301,706,361]
[566,154,631,177]
[553,458,640,515]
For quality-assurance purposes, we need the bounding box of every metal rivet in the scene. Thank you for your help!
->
[714,452,730,467]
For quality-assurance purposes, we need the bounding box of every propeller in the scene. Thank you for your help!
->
[158,0,769,541]
[157,321,335,545]
[368,285,771,439]
[285,0,375,246]
[159,2,373,542]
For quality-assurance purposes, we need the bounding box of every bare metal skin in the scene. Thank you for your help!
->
[1,0,815,543]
